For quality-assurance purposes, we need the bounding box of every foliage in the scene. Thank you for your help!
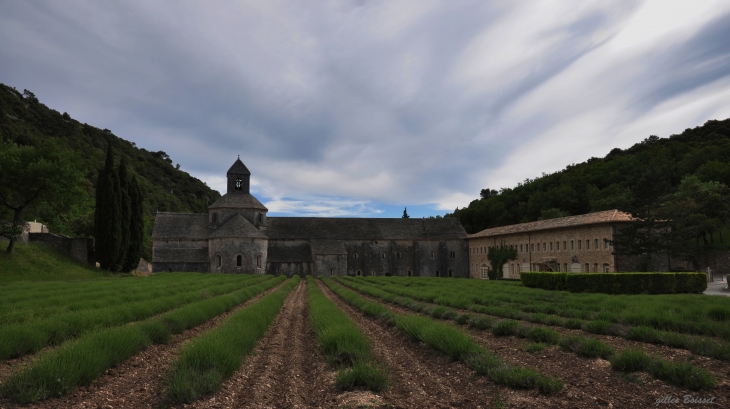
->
[610,349,716,391]
[487,241,518,280]
[520,272,707,294]
[0,139,85,253]
[94,145,122,270]
[450,119,730,259]
[123,176,144,272]
[0,83,221,259]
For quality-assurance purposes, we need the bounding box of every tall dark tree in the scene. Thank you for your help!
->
[123,175,144,272]
[94,145,122,271]
[115,157,131,271]
[402,207,410,219]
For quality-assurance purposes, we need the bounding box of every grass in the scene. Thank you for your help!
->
[2,275,286,403]
[325,278,563,394]
[307,277,388,392]
[0,241,105,282]
[610,349,716,391]
[0,274,272,360]
[346,276,730,362]
[165,276,299,404]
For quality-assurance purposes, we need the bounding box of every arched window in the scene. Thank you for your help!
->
[353,253,358,259]
[257,254,262,267]
[436,270,440,277]
[603,263,610,272]
[356,270,362,276]
[407,270,412,277]
[216,254,222,268]
[381,252,386,259]
[370,270,376,276]
[430,251,435,259]
[448,269,453,277]
[480,264,488,279]
[236,254,242,267]
[235,178,242,190]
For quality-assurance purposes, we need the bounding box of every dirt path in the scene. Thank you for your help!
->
[338,281,730,408]
[318,279,516,408]
[0,280,286,409]
[192,279,339,409]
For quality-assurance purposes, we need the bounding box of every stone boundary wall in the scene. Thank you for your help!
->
[28,233,95,265]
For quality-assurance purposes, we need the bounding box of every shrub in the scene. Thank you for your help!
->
[523,327,561,345]
[559,335,615,359]
[492,320,519,336]
[520,272,567,291]
[469,316,495,330]
[524,272,706,294]
[610,349,716,391]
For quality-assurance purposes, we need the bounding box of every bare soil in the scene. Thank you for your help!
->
[0,280,286,409]
[339,282,730,408]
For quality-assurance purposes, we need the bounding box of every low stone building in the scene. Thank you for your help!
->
[467,210,636,278]
[152,158,469,277]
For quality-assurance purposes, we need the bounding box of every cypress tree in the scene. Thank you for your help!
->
[94,145,122,271]
[116,157,131,271]
[123,175,144,273]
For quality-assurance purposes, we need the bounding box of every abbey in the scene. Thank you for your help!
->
[151,158,469,277]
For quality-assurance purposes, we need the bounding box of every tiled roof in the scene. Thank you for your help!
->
[151,213,211,239]
[265,217,467,240]
[227,158,250,175]
[208,213,267,239]
[311,239,347,255]
[267,242,312,262]
[468,209,633,238]
[208,193,267,210]
[153,247,208,263]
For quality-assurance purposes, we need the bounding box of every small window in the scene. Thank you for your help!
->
[549,242,553,251]
[216,254,222,268]
[212,213,218,223]
[578,240,582,250]
[235,178,242,190]
[571,240,574,250]
[586,240,590,250]
[595,239,599,249]
[236,254,242,267]
[604,239,609,249]
[563,241,567,250]
[543,243,546,251]
[448,269,453,277]
[430,251,435,259]
[603,263,610,272]
[585,263,589,272]
[354,253,358,259]
[408,270,413,276]
[256,254,262,267]
[330,268,334,275]
[450,250,455,258]
[371,270,376,276]
[381,252,386,259]
[356,270,361,276]
[435,270,440,277]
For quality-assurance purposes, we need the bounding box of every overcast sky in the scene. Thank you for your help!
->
[2,0,730,218]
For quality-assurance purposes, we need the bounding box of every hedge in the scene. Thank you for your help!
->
[520,272,707,294]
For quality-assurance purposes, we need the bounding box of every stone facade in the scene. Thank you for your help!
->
[467,210,638,278]
[152,159,470,277]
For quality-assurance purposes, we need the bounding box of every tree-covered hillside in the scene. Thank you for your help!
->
[0,84,221,259]
[452,118,730,240]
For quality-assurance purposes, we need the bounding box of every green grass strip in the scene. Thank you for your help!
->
[0,275,273,360]
[165,276,300,404]
[307,277,388,392]
[610,349,716,391]
[2,275,286,403]
[323,278,563,394]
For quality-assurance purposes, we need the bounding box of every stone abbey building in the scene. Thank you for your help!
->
[152,158,469,277]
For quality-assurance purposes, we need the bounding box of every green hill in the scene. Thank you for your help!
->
[0,240,105,282]
[0,84,221,259]
[452,117,730,242]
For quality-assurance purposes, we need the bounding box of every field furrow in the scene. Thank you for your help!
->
[0,278,287,409]
[316,278,505,408]
[336,279,730,408]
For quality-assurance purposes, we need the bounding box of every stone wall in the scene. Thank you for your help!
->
[28,233,94,265]
[344,239,468,278]
[209,237,268,274]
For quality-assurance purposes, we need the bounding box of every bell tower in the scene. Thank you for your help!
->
[227,156,251,194]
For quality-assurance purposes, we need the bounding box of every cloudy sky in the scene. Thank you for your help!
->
[2,1,730,218]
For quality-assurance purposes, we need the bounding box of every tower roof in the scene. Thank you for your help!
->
[208,213,267,239]
[227,157,250,175]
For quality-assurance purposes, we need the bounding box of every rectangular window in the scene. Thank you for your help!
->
[536,243,540,252]
[549,242,553,251]
[595,239,599,249]
[543,243,547,251]
[604,239,609,249]
[571,240,574,250]
[563,241,566,250]
[586,240,590,250]
[531,244,534,252]
[578,240,582,250]
[585,263,589,272]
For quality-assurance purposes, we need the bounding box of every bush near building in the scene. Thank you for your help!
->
[520,272,707,294]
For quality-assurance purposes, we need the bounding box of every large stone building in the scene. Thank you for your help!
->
[467,210,637,278]
[152,158,469,277]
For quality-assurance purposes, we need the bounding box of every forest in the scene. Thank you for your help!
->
[0,84,221,259]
